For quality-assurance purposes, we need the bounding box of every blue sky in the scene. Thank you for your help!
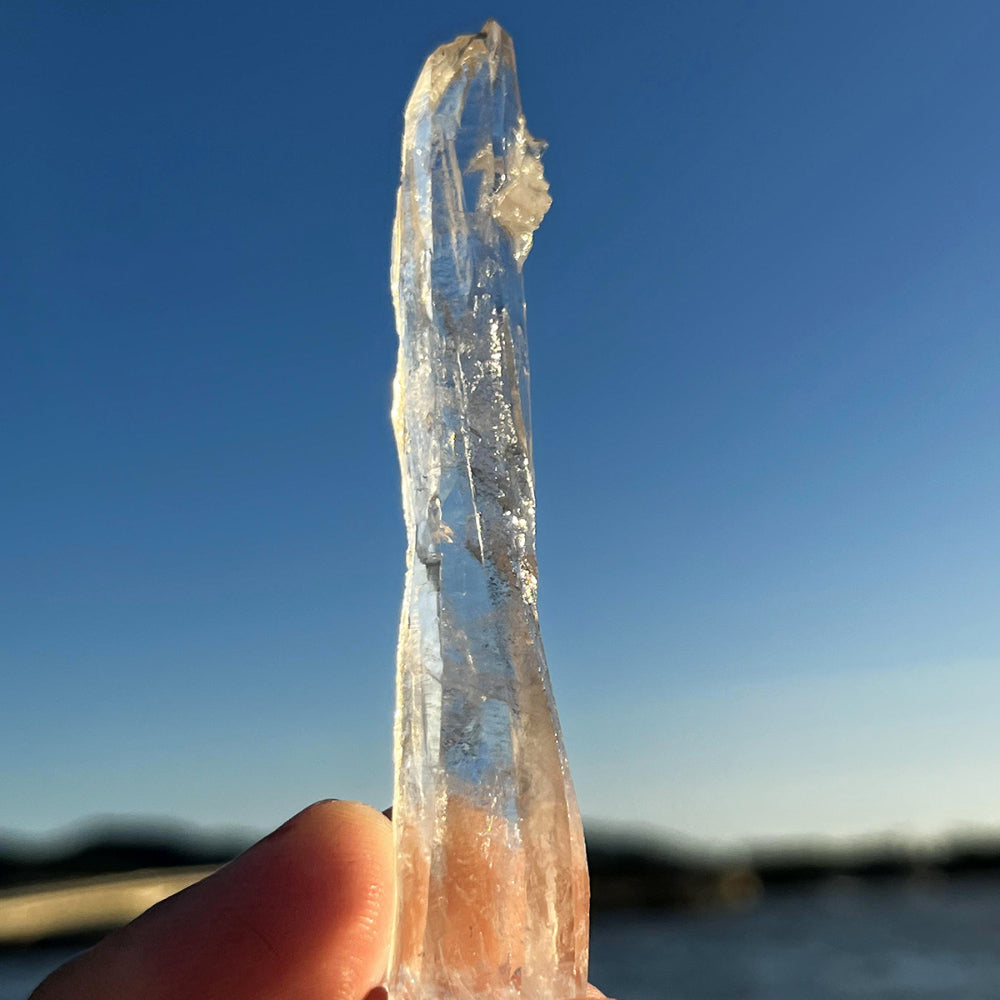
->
[3,0,999,847]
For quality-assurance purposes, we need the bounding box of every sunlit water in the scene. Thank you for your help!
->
[4,879,1000,999]
[0,947,84,1000]
[590,878,1000,999]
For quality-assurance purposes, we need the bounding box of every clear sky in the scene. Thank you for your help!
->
[4,0,999,849]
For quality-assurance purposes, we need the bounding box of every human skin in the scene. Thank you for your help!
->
[31,800,609,1000]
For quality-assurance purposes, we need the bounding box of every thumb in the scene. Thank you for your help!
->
[32,800,395,1000]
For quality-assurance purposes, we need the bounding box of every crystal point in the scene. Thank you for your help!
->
[388,21,589,1000]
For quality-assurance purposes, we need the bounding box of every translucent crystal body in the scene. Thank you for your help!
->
[388,20,589,1000]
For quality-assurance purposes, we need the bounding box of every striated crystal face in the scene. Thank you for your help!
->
[388,19,589,1000]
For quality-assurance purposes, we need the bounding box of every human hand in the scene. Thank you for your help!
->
[31,800,610,1000]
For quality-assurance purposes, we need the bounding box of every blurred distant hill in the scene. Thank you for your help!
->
[2,820,1000,949]
[0,824,248,892]
[750,836,1000,887]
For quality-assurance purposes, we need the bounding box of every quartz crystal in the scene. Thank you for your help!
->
[388,20,590,1000]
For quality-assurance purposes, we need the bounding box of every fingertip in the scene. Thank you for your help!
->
[32,801,396,1000]
[309,798,394,836]
[222,799,395,997]
[286,800,394,899]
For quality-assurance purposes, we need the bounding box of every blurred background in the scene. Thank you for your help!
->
[3,1,1000,997]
